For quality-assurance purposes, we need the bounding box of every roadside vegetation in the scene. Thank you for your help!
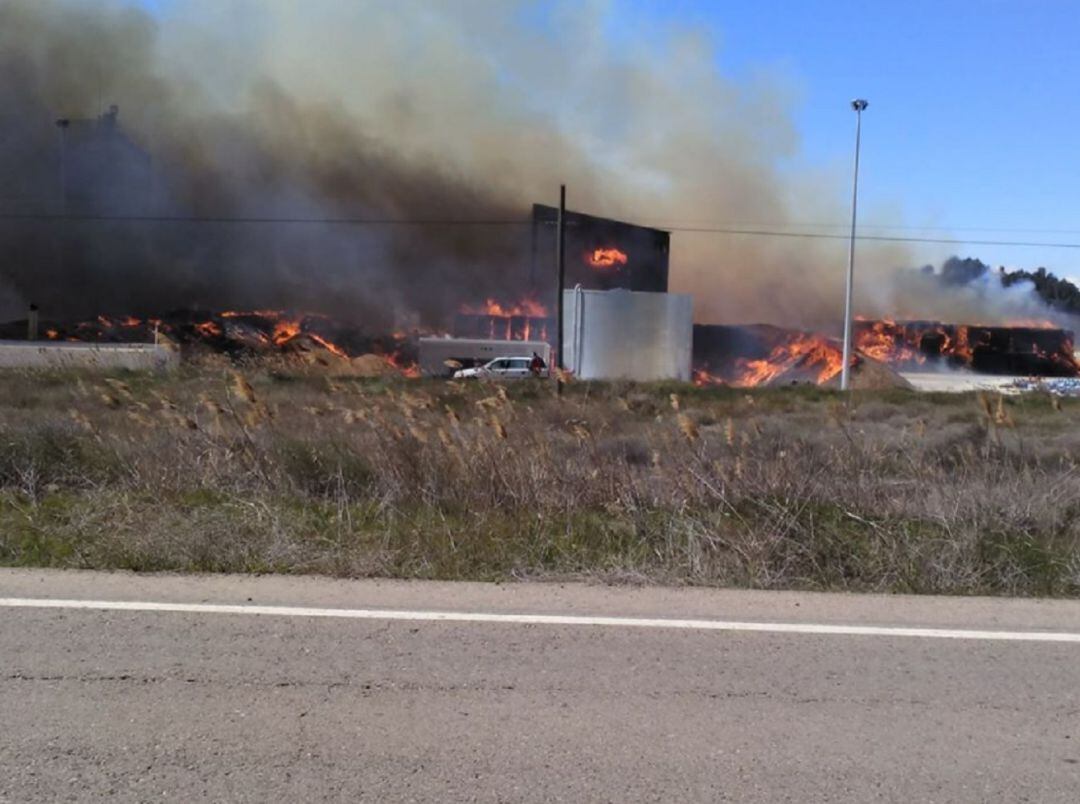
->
[1,363,1079,596]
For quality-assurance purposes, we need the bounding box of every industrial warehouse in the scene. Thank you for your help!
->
[4,200,1079,391]
[1,98,1078,391]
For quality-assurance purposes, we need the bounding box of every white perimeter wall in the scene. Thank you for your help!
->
[0,342,179,372]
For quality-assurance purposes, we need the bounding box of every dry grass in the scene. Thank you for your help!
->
[1,365,1079,595]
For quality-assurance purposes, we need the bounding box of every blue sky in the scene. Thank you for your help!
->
[616,0,1080,276]
[137,0,1080,277]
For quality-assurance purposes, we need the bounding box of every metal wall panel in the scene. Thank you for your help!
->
[562,289,692,381]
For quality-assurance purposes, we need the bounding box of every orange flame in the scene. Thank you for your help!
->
[308,333,349,359]
[586,247,628,268]
[854,319,924,365]
[271,318,302,346]
[385,351,421,377]
[195,321,223,338]
[458,297,551,342]
[692,368,724,387]
[460,297,549,318]
[199,310,355,361]
[733,333,846,387]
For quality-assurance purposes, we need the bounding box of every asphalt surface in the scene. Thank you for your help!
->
[2,570,1079,802]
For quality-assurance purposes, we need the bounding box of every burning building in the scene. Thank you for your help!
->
[452,205,671,346]
[529,204,670,293]
[436,204,689,381]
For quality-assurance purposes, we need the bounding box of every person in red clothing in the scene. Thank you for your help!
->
[529,351,546,377]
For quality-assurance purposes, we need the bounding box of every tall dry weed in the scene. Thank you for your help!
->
[2,369,1079,594]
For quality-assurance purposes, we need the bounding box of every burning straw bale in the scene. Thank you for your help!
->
[0,367,1079,595]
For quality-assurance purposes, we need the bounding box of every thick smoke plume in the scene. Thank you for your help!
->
[0,0,1068,331]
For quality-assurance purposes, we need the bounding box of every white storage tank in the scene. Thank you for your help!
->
[562,288,692,381]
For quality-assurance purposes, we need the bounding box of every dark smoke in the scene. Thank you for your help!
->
[0,0,546,327]
[0,0,1073,333]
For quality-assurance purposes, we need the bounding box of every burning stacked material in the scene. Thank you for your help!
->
[1,310,420,376]
[853,319,1078,376]
[454,299,554,342]
[693,319,1080,388]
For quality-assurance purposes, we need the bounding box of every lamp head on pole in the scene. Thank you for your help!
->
[851,99,868,112]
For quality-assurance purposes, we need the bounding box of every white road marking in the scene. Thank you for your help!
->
[0,597,1078,643]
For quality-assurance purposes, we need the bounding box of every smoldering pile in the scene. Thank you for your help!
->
[0,309,419,376]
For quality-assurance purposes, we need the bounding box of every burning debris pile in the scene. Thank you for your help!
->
[0,311,420,376]
[693,325,851,388]
[15,308,1073,389]
[692,320,1080,388]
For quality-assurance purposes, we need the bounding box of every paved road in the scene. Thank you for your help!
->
[2,569,1079,802]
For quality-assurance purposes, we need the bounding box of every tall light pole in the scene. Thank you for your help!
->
[555,184,566,396]
[840,98,868,392]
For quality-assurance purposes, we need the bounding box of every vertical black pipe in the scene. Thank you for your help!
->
[528,204,538,290]
[55,119,69,299]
